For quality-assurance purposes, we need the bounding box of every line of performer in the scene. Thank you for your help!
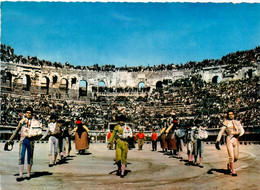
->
[6,106,90,181]
[6,107,244,181]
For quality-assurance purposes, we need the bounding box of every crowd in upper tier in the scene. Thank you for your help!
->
[1,44,259,132]
[1,44,259,73]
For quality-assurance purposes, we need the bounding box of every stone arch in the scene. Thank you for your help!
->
[138,82,145,92]
[156,81,163,89]
[6,72,12,88]
[22,75,31,91]
[212,76,220,83]
[138,82,145,89]
[41,76,50,95]
[59,78,69,93]
[79,80,88,96]
[52,75,58,85]
[247,69,253,79]
[71,77,77,87]
[98,81,106,92]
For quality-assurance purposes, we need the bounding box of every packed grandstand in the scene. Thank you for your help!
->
[0,44,259,141]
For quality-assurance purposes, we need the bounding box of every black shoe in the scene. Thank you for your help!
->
[120,174,124,178]
[49,164,53,167]
[25,176,31,180]
[116,170,121,176]
[227,164,232,174]
[232,173,237,176]
[199,165,204,168]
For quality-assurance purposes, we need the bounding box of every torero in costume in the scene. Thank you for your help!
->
[7,106,43,181]
[109,115,132,178]
[215,110,244,176]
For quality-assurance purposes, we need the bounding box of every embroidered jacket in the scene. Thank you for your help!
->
[216,120,244,142]
[9,117,42,142]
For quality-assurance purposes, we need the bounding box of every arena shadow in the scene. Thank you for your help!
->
[207,168,230,175]
[76,152,92,155]
[109,169,132,176]
[14,171,53,181]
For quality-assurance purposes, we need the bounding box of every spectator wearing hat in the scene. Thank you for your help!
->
[109,115,132,178]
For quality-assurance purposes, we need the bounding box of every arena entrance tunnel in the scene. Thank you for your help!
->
[212,76,220,83]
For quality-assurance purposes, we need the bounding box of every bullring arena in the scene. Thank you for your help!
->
[1,44,260,189]
[1,142,260,190]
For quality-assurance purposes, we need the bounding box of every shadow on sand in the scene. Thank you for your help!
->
[207,168,230,175]
[77,152,92,155]
[15,171,53,181]
[109,169,132,177]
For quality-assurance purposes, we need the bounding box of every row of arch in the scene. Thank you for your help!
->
[3,72,149,97]
[95,81,146,89]
[37,77,148,96]
[4,73,219,93]
[3,71,240,98]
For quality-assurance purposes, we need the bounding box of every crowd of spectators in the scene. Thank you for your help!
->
[92,86,151,93]
[1,44,259,132]
[1,44,259,73]
[1,75,259,133]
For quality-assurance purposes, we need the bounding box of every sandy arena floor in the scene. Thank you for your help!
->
[0,142,259,190]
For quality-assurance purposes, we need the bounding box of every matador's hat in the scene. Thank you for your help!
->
[4,141,14,151]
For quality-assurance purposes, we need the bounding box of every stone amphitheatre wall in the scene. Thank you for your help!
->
[1,61,258,100]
